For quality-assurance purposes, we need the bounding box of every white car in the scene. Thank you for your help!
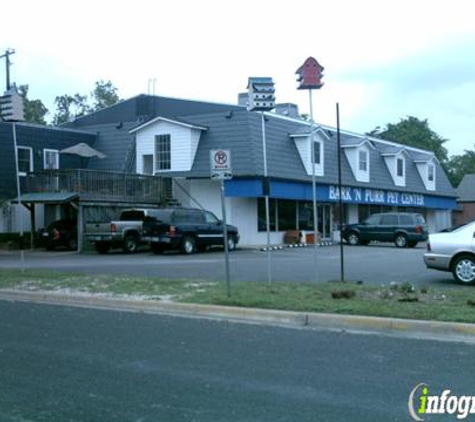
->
[424,221,475,284]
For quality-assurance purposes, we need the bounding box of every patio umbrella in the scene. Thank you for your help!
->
[60,143,106,159]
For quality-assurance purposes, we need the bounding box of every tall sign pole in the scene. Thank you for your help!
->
[296,57,324,283]
[247,77,276,286]
[336,103,345,282]
[12,123,25,270]
[210,149,233,297]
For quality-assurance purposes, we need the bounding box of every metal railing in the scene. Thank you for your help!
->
[25,169,166,204]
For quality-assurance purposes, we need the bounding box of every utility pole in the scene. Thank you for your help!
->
[0,49,15,91]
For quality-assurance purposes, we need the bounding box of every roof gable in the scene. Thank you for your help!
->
[129,116,207,134]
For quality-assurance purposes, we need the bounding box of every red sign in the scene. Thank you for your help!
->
[296,57,324,90]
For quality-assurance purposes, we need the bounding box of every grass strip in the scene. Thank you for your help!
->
[1,269,475,324]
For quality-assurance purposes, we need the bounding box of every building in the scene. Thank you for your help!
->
[0,122,95,234]
[127,103,456,244]
[1,94,457,246]
[453,174,475,226]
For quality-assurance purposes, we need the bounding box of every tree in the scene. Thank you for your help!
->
[445,147,475,187]
[17,85,49,124]
[52,80,120,124]
[52,93,90,125]
[368,116,449,166]
[90,80,119,111]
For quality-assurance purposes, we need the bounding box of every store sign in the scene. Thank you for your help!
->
[327,186,425,206]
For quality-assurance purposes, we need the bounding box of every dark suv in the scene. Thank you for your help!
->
[142,208,240,254]
[342,212,428,248]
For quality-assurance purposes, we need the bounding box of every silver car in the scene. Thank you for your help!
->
[424,221,475,284]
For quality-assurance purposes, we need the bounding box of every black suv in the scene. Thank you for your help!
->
[142,208,240,254]
[342,212,428,248]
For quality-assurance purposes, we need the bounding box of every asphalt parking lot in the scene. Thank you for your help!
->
[0,243,458,287]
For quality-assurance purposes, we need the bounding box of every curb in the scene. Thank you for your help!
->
[1,289,475,342]
[259,242,334,251]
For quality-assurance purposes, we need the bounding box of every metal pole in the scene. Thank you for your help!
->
[220,178,231,297]
[12,123,25,270]
[261,112,272,286]
[336,103,345,282]
[309,90,318,282]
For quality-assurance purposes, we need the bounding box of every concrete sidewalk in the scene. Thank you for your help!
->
[1,289,474,344]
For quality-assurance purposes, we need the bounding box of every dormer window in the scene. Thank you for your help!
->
[359,150,368,172]
[381,148,407,187]
[289,127,327,177]
[428,163,435,182]
[155,134,171,170]
[412,153,436,191]
[340,137,373,183]
[397,157,404,177]
[313,141,322,165]
[132,116,207,174]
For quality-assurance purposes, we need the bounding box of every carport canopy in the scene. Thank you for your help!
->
[15,192,79,204]
[12,192,80,251]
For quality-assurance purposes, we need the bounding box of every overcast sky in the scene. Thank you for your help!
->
[1,0,474,155]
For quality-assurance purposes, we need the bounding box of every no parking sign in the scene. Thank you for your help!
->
[210,149,232,179]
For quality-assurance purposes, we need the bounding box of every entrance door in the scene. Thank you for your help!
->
[317,204,332,239]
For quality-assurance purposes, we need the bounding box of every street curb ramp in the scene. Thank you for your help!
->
[1,289,475,343]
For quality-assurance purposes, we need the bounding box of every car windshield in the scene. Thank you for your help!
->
[415,215,426,225]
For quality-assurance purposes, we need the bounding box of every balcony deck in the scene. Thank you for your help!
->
[24,169,166,205]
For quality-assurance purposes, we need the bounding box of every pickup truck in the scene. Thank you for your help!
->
[85,209,157,254]
[141,207,240,254]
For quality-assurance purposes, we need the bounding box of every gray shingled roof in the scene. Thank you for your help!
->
[64,94,244,128]
[457,174,475,202]
[168,110,456,197]
[63,94,456,198]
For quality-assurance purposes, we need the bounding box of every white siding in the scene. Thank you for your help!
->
[135,121,202,174]
[183,180,286,245]
[293,133,325,177]
[383,155,406,187]
[347,204,359,224]
[0,203,45,233]
[343,146,370,183]
[416,162,436,191]
[426,210,451,233]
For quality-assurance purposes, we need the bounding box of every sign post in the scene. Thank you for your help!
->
[210,149,232,297]
[296,57,324,283]
[246,77,276,286]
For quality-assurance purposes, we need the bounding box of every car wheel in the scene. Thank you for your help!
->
[95,242,110,254]
[123,234,139,254]
[181,236,196,254]
[452,255,475,284]
[347,232,360,246]
[227,235,237,251]
[151,243,164,255]
[395,234,407,248]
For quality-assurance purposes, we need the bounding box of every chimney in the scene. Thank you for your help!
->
[274,103,300,118]
[238,92,248,107]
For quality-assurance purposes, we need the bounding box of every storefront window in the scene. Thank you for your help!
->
[257,198,277,231]
[278,200,297,231]
[298,202,314,230]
